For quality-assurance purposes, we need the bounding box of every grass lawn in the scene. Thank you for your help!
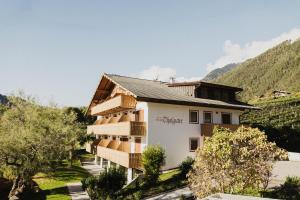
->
[33,160,90,200]
[120,169,187,199]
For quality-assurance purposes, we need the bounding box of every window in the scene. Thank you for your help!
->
[120,137,129,142]
[189,110,199,124]
[203,111,213,124]
[221,113,232,124]
[189,138,199,152]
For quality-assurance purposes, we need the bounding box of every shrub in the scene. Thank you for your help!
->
[82,167,126,200]
[188,126,288,199]
[142,145,165,185]
[262,176,300,200]
[179,157,194,177]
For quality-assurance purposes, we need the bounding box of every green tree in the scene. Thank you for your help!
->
[64,107,96,165]
[262,176,300,200]
[142,145,165,185]
[188,126,288,199]
[82,167,126,200]
[0,96,81,199]
[179,157,194,178]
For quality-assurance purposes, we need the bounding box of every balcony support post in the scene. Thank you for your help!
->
[100,157,103,168]
[127,168,133,183]
[107,160,111,169]
[94,155,99,164]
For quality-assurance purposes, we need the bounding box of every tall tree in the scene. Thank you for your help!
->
[0,96,81,199]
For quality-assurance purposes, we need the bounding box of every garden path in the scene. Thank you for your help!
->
[67,161,104,200]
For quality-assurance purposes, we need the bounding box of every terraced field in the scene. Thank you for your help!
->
[241,93,300,129]
[241,93,300,152]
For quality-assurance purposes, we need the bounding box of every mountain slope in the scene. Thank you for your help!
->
[213,40,300,101]
[240,93,300,152]
[202,63,237,81]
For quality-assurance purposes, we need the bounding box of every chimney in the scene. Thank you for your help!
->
[169,77,176,84]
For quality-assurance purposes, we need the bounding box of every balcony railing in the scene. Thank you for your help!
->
[91,94,136,116]
[97,146,142,169]
[201,123,242,137]
[87,121,146,136]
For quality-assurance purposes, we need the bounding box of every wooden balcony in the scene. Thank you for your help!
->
[97,145,142,169]
[91,94,136,116]
[201,123,241,137]
[87,121,146,136]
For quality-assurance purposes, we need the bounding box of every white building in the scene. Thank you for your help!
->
[86,74,256,182]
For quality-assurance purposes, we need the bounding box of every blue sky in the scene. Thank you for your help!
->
[1,0,300,106]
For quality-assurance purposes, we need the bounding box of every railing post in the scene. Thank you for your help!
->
[100,157,103,168]
[130,141,135,153]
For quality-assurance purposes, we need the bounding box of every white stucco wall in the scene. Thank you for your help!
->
[144,102,242,170]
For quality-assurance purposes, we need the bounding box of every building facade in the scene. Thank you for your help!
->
[86,74,256,182]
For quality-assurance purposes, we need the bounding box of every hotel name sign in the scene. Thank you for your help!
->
[156,116,183,125]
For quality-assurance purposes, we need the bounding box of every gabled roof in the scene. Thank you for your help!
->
[87,74,258,114]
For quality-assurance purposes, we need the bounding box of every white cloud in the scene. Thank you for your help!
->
[206,28,300,71]
[135,65,202,82]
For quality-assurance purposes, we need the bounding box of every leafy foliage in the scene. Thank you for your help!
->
[188,126,288,199]
[118,169,187,200]
[179,157,194,178]
[213,40,300,101]
[82,168,126,200]
[262,176,300,200]
[142,145,166,185]
[0,95,83,199]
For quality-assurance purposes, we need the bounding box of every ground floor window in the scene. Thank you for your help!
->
[189,138,200,152]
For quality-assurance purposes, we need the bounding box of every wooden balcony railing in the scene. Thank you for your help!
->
[97,146,142,169]
[87,121,146,136]
[91,94,136,116]
[201,123,242,137]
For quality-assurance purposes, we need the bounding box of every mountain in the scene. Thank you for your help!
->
[213,40,300,101]
[202,63,238,81]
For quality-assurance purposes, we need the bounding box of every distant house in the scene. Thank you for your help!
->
[85,74,256,182]
[272,90,291,98]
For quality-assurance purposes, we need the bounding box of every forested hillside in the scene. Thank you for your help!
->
[202,63,237,81]
[213,40,300,101]
[241,94,300,152]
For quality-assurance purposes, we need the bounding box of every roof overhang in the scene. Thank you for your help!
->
[86,73,136,115]
[136,96,259,111]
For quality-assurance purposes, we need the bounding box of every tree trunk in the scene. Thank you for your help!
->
[8,175,26,200]
[69,150,73,167]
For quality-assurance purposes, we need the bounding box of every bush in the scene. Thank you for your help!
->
[188,126,288,199]
[179,157,194,177]
[142,145,165,185]
[262,176,300,200]
[82,167,126,200]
